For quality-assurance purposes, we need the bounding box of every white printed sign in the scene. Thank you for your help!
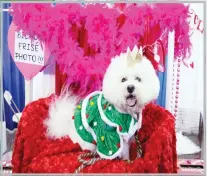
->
[8,22,51,80]
[14,31,44,66]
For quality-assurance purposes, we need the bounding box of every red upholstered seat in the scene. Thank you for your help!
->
[12,95,177,173]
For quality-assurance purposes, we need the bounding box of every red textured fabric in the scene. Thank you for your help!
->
[12,95,177,173]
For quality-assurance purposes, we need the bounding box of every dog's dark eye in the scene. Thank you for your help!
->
[121,78,127,82]
[135,77,141,82]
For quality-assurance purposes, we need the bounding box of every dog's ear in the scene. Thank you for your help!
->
[110,52,123,63]
[110,55,118,63]
[111,57,115,62]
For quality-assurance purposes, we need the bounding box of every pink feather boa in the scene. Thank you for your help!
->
[10,3,191,97]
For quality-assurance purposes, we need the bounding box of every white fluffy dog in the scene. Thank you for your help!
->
[45,46,160,160]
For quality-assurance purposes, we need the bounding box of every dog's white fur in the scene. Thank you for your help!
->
[45,46,160,159]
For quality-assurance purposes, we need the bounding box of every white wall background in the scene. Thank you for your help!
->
[179,3,204,113]
[165,3,204,134]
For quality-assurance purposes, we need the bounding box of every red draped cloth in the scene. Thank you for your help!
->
[12,95,177,173]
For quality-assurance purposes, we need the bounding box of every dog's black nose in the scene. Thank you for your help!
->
[127,85,135,93]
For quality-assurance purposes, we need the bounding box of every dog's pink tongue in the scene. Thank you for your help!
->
[126,97,136,106]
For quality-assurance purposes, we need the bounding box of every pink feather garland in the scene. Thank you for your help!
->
[10,3,191,97]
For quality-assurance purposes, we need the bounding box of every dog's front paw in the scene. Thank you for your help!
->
[121,142,130,160]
